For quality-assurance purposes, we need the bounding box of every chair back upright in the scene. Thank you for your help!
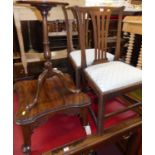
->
[73,6,90,68]
[74,6,124,68]
[62,6,76,56]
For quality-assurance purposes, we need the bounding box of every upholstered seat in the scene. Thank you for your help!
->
[69,48,114,67]
[85,61,142,93]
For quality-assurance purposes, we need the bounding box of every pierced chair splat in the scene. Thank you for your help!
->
[63,6,115,89]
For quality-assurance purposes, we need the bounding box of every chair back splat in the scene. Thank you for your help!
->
[74,6,124,68]
[90,8,111,64]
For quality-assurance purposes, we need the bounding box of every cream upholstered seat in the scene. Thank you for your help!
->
[69,48,114,67]
[85,61,142,93]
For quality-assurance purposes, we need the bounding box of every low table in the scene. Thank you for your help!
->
[15,74,90,154]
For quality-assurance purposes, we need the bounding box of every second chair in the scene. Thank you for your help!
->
[64,6,142,135]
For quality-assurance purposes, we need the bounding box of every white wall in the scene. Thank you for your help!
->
[48,0,85,20]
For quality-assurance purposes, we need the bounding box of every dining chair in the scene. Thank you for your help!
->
[62,6,115,89]
[67,6,142,135]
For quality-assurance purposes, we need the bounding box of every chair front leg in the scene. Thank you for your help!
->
[97,95,105,135]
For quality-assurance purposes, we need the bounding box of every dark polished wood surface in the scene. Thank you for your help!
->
[15,0,73,111]
[15,74,90,125]
[16,0,69,6]
[14,1,91,154]
[14,74,91,154]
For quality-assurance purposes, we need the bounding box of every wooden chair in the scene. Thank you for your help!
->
[62,6,115,89]
[68,6,142,135]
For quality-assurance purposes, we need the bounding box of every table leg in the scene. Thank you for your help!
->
[80,107,88,126]
[21,124,33,154]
